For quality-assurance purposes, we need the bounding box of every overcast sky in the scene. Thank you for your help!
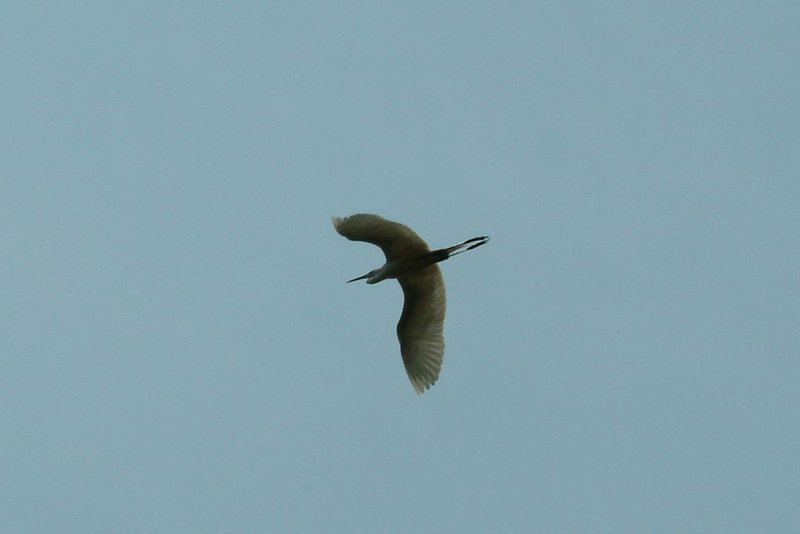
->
[2,2,799,533]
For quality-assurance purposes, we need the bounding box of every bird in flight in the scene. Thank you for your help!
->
[333,213,489,393]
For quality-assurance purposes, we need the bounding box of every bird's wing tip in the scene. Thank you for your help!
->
[410,377,437,394]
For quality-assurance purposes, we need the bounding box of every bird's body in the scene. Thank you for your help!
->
[333,213,488,393]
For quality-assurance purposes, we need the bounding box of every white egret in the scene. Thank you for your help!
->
[333,213,489,393]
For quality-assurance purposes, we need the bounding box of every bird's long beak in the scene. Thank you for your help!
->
[347,272,372,283]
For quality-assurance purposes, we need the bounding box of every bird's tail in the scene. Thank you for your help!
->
[445,236,490,257]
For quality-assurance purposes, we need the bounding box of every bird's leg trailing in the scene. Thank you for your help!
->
[445,236,490,257]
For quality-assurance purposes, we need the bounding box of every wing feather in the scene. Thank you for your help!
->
[396,265,446,393]
[332,213,431,261]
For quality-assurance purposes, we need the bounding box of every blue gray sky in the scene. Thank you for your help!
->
[2,2,799,532]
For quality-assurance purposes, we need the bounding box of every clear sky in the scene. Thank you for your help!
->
[2,2,799,533]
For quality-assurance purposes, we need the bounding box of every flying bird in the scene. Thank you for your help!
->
[332,213,489,393]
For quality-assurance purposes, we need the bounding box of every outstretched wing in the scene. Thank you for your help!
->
[332,213,431,261]
[397,265,446,393]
